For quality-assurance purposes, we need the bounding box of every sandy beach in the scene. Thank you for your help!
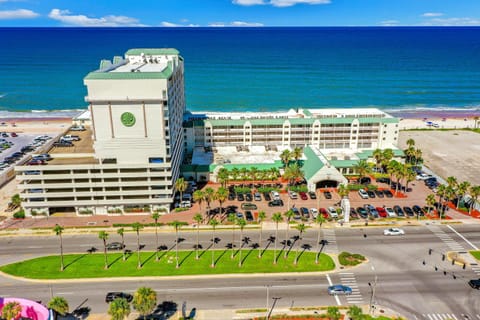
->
[0,117,72,134]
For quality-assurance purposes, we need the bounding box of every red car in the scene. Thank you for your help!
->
[28,159,45,165]
[319,208,329,219]
[11,132,18,137]
[299,192,308,200]
[376,207,387,218]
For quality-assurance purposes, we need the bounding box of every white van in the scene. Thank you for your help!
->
[270,191,280,201]
[358,189,369,199]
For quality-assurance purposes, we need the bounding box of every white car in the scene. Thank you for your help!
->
[416,173,433,180]
[327,206,338,218]
[310,208,319,218]
[288,190,298,199]
[358,189,369,199]
[385,207,396,217]
[383,228,405,236]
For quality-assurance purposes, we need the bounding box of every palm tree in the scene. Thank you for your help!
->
[283,163,304,186]
[249,166,258,183]
[48,296,69,317]
[271,212,283,264]
[131,222,144,268]
[53,224,65,271]
[469,185,480,215]
[372,148,383,171]
[169,220,184,268]
[237,218,247,267]
[204,187,215,209]
[404,167,416,191]
[151,212,160,261]
[1,301,22,320]
[337,184,349,199]
[231,167,240,182]
[11,193,21,208]
[269,167,280,182]
[436,184,447,218]
[326,306,342,320]
[381,148,394,170]
[446,176,458,189]
[457,181,471,209]
[240,167,249,184]
[426,194,436,217]
[353,160,370,184]
[414,148,423,166]
[193,213,203,260]
[280,149,291,167]
[217,168,230,188]
[404,147,416,164]
[193,190,205,217]
[227,213,237,259]
[175,177,188,203]
[133,287,157,320]
[294,223,307,265]
[108,297,131,320]
[315,215,326,264]
[216,187,228,215]
[117,228,126,261]
[347,305,364,320]
[98,230,109,269]
[283,209,295,259]
[209,218,219,267]
[257,211,266,258]
[406,138,415,148]
[292,147,303,163]
[387,160,400,189]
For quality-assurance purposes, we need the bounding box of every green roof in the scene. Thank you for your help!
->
[219,161,283,171]
[356,149,404,158]
[125,48,180,56]
[302,146,326,180]
[329,159,359,168]
[84,63,173,80]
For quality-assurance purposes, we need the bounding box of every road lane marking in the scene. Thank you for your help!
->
[56,292,74,295]
[325,274,341,306]
[447,225,479,250]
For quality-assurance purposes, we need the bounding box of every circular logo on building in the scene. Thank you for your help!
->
[121,112,136,127]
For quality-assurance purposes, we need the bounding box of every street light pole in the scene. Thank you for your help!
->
[369,265,378,316]
[266,285,270,319]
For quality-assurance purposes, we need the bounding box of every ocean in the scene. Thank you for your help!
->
[1,27,480,118]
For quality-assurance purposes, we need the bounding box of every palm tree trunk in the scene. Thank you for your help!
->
[155,224,159,261]
[274,225,278,264]
[211,228,216,268]
[315,225,321,264]
[258,228,263,258]
[238,229,243,267]
[60,235,64,271]
[196,225,200,260]
[284,222,289,259]
[103,240,108,269]
[121,235,125,261]
[175,228,179,268]
[136,232,141,269]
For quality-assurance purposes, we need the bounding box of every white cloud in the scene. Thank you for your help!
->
[379,20,399,26]
[0,9,38,19]
[422,12,443,17]
[422,17,480,26]
[208,21,264,27]
[48,9,145,27]
[233,0,330,7]
[161,21,199,27]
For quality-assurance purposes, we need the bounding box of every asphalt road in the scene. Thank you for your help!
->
[1,224,480,319]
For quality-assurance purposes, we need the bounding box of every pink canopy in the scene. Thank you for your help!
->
[0,297,52,320]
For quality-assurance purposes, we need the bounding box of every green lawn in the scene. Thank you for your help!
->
[0,249,335,279]
[470,251,480,260]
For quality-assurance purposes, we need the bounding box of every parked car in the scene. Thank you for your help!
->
[385,207,396,217]
[292,207,301,220]
[310,208,319,218]
[403,206,415,217]
[263,192,271,201]
[469,279,480,289]
[374,190,384,198]
[364,204,379,218]
[245,211,254,221]
[416,173,433,180]
[254,192,262,201]
[383,228,405,236]
[35,153,52,161]
[54,141,73,147]
[319,208,329,219]
[300,207,310,219]
[412,205,423,216]
[241,203,257,210]
[270,191,280,201]
[288,190,298,199]
[245,193,253,202]
[70,125,86,131]
[299,192,308,200]
[367,190,376,198]
[61,134,81,141]
[237,193,245,202]
[376,207,387,218]
[11,132,18,137]
[358,189,369,199]
[106,242,125,250]
[383,190,393,198]
[105,292,133,303]
[393,205,405,217]
[323,191,332,199]
[308,192,317,199]
[28,159,46,165]
[268,199,284,207]
[327,206,338,219]
[236,212,244,219]
[356,207,368,219]
[376,177,390,184]
[349,208,359,219]
[228,193,235,201]
[328,285,352,295]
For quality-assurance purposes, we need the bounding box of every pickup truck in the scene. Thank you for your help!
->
[61,135,81,142]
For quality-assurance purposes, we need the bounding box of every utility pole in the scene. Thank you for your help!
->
[267,297,281,320]
[369,265,378,316]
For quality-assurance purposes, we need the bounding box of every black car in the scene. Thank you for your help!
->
[268,199,284,207]
[105,292,133,303]
[403,206,415,217]
[292,208,302,220]
[323,191,332,199]
[359,177,371,185]
[245,211,254,221]
[308,192,317,200]
[469,279,480,289]
[263,192,271,201]
[228,193,235,201]
[374,190,384,198]
[383,190,393,198]
[393,205,405,217]
[237,193,245,201]
[356,207,368,219]
[376,177,390,184]
[350,208,359,219]
[245,193,253,202]
[412,205,423,216]
[106,242,125,250]
[367,190,376,198]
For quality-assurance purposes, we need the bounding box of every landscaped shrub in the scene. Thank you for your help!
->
[112,223,165,228]
[338,251,366,266]
[366,184,378,191]
[347,184,364,191]
[13,210,25,219]
[174,207,189,212]
[287,185,308,193]
[234,187,252,194]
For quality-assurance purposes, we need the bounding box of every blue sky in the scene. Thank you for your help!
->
[0,0,479,27]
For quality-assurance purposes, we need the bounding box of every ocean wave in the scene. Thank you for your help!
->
[0,108,86,119]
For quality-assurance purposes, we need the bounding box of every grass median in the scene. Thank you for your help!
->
[0,250,335,279]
